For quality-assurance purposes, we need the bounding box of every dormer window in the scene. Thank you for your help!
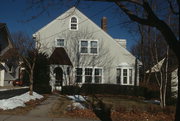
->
[70,16,78,30]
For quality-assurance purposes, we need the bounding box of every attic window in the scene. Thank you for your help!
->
[70,16,78,30]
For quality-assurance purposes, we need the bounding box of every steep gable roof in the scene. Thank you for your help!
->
[49,47,72,66]
[34,7,137,64]
[0,23,14,57]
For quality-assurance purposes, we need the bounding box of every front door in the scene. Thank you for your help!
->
[54,67,63,87]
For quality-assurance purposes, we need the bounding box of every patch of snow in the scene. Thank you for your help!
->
[0,91,43,110]
[67,95,86,102]
[144,100,160,105]
[72,102,85,109]
[67,102,85,110]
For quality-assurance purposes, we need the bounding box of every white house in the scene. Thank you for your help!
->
[33,7,140,91]
[0,23,20,86]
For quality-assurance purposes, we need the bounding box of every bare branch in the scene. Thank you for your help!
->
[167,0,179,15]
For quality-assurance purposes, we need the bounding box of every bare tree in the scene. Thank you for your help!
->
[48,29,113,88]
[46,29,114,121]
[12,31,41,95]
[24,0,179,119]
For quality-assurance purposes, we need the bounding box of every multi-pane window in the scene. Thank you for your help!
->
[94,68,102,83]
[56,39,64,47]
[90,41,98,54]
[80,40,98,54]
[70,17,78,30]
[129,69,133,84]
[80,41,88,53]
[116,68,133,85]
[75,67,103,83]
[116,68,121,84]
[85,68,93,83]
[123,69,127,84]
[76,68,82,83]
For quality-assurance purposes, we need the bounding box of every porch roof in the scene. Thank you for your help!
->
[49,47,72,66]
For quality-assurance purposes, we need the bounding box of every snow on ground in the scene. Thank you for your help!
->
[66,95,87,110]
[67,95,86,102]
[0,91,43,110]
[144,100,160,105]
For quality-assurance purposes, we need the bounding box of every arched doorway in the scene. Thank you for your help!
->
[53,67,63,87]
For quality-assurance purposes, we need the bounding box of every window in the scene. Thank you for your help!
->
[76,68,82,83]
[85,68,93,83]
[70,17,78,30]
[116,68,121,84]
[75,67,103,83]
[94,68,102,83]
[116,67,134,85]
[123,69,127,84]
[80,40,98,54]
[129,69,133,84]
[90,41,98,54]
[80,41,88,53]
[56,39,64,47]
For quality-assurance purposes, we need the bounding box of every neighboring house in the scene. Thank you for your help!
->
[146,58,178,98]
[0,23,20,86]
[33,7,141,91]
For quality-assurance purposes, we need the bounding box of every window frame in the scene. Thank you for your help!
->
[69,16,78,31]
[75,67,103,84]
[55,38,65,47]
[94,68,103,84]
[116,66,134,85]
[84,68,93,83]
[80,40,88,53]
[75,68,83,83]
[79,39,99,55]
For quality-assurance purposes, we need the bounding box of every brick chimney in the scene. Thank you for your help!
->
[101,17,107,32]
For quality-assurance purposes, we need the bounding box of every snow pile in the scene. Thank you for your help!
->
[67,95,86,102]
[0,92,43,110]
[66,95,87,110]
[67,102,85,110]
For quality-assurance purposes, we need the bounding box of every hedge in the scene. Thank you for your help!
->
[62,84,159,99]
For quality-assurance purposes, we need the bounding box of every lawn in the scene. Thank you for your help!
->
[49,95,176,121]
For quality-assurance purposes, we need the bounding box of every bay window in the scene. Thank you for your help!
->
[116,66,134,85]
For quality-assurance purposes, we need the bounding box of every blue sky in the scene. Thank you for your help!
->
[0,0,139,50]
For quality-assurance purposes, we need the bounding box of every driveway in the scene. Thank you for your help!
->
[0,94,99,121]
[0,115,99,121]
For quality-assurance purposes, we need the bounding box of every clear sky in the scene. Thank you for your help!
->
[0,0,139,50]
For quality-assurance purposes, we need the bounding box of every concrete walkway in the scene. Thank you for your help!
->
[0,115,99,121]
[27,94,59,117]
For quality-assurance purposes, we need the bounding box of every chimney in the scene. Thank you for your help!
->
[101,17,107,32]
[114,39,127,49]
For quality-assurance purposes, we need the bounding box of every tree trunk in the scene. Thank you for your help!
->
[160,86,163,108]
[29,69,34,95]
[175,63,180,121]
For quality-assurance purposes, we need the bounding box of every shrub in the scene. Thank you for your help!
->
[61,84,159,100]
[62,85,81,95]
[33,52,51,94]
